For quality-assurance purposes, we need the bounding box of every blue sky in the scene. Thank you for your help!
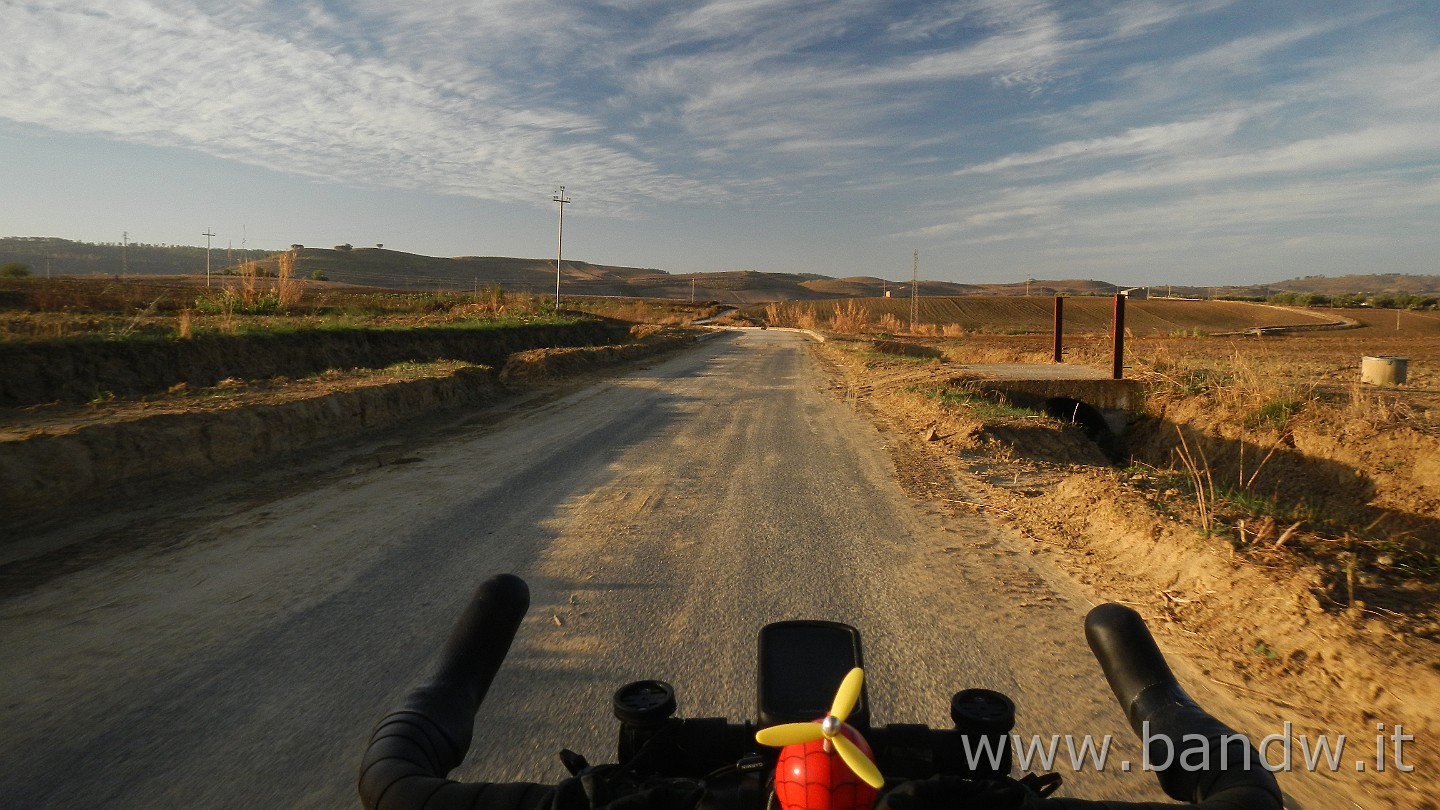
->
[2,1,1438,285]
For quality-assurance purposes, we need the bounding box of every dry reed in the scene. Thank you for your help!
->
[277,251,302,310]
[239,261,260,308]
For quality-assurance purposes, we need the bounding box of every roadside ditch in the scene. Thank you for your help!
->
[815,338,1440,809]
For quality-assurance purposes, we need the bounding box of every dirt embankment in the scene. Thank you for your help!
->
[0,321,631,407]
[1,325,702,534]
[1,366,504,532]
[816,341,1440,809]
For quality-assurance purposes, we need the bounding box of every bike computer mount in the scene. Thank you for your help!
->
[610,620,1016,786]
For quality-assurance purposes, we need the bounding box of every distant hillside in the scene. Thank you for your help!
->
[287,247,661,293]
[0,236,277,277]
[5,237,1437,303]
[1266,273,1440,295]
[1121,275,1440,300]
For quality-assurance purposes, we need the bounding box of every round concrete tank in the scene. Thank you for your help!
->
[1361,356,1408,386]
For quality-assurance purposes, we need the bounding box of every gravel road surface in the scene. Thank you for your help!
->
[1,330,1167,808]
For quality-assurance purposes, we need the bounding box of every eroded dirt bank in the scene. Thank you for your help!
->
[1,329,701,534]
[1,366,503,530]
[0,320,630,406]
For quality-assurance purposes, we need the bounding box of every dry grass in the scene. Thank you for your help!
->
[833,328,1440,632]
[238,260,260,309]
[0,277,590,345]
[276,251,302,310]
[831,300,870,333]
[1124,340,1440,623]
[1173,425,1217,535]
[555,297,720,326]
[765,300,819,330]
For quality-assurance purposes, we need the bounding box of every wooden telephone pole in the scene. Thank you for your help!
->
[910,249,919,333]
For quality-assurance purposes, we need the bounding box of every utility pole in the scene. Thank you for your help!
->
[910,249,919,334]
[202,229,216,287]
[553,186,571,309]
[691,277,696,303]
[122,231,129,275]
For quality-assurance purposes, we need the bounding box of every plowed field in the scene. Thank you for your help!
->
[777,296,1342,335]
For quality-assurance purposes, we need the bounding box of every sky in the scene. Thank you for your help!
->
[2,1,1438,286]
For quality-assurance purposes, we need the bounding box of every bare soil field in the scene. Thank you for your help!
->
[756,296,1347,336]
[808,324,1440,809]
[1319,306,1440,334]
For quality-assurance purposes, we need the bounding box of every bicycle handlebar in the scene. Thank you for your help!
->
[358,573,555,810]
[359,575,1282,810]
[1082,605,1281,809]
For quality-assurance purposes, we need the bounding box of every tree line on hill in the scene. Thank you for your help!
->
[1265,291,1439,310]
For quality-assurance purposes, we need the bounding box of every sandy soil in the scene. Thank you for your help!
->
[816,338,1439,810]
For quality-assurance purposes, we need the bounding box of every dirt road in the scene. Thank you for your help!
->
[1,330,1168,807]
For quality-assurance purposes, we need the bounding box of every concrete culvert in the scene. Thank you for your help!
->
[1044,397,1119,458]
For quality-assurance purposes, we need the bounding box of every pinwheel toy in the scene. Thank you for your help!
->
[754,668,884,810]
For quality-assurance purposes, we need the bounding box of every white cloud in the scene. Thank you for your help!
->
[0,0,706,211]
[891,3,1440,280]
[956,109,1257,175]
[2,0,1438,281]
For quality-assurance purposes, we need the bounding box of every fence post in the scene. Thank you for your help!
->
[1053,296,1064,363]
[1112,293,1126,380]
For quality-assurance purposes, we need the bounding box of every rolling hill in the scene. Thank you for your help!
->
[3,237,1437,304]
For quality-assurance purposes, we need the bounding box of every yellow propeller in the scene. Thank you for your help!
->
[830,666,863,721]
[755,668,883,788]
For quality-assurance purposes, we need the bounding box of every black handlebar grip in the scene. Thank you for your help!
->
[1084,603,1182,732]
[1083,604,1281,809]
[359,574,554,810]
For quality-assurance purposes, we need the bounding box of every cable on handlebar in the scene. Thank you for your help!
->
[358,573,555,810]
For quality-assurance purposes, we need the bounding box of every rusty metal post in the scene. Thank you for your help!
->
[1052,296,1064,363]
[1112,293,1126,379]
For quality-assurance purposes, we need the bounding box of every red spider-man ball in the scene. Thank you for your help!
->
[773,724,878,810]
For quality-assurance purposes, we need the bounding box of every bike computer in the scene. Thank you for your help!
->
[757,620,868,728]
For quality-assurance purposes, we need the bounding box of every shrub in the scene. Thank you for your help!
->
[1,262,30,278]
